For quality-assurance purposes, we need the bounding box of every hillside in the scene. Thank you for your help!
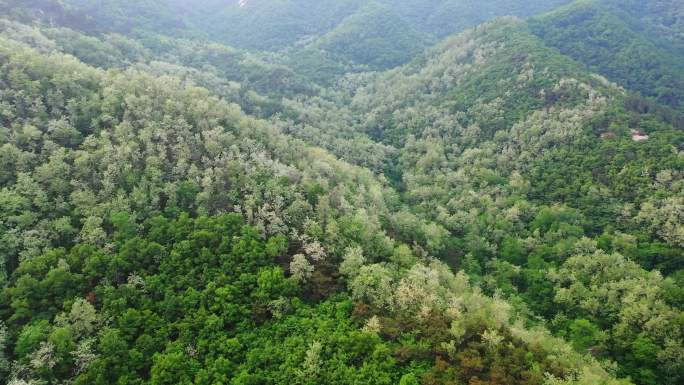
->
[602,0,684,55]
[286,2,431,82]
[175,0,576,52]
[0,2,682,385]
[285,18,684,384]
[0,29,636,385]
[379,0,574,37]
[6,1,578,65]
[172,0,367,51]
[529,0,684,109]
[310,2,429,68]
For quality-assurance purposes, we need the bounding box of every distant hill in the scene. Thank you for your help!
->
[529,0,684,109]
[182,0,366,50]
[311,2,429,69]
[2,0,580,72]
[602,0,684,55]
[378,0,574,37]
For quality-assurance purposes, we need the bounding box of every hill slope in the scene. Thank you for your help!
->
[378,0,574,37]
[0,20,638,385]
[286,18,684,384]
[285,1,431,82]
[529,0,684,109]
[308,2,430,69]
[0,2,682,385]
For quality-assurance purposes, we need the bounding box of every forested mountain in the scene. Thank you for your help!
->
[0,1,682,385]
[602,0,684,55]
[0,0,576,80]
[283,18,684,384]
[293,2,431,72]
[378,0,573,38]
[529,0,684,110]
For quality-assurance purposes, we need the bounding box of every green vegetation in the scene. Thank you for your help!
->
[290,2,431,79]
[529,0,684,109]
[0,1,682,385]
[380,0,574,37]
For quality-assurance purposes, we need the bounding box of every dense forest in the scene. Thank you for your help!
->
[0,1,682,385]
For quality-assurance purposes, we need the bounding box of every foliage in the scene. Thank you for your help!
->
[529,0,684,109]
[0,2,682,385]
